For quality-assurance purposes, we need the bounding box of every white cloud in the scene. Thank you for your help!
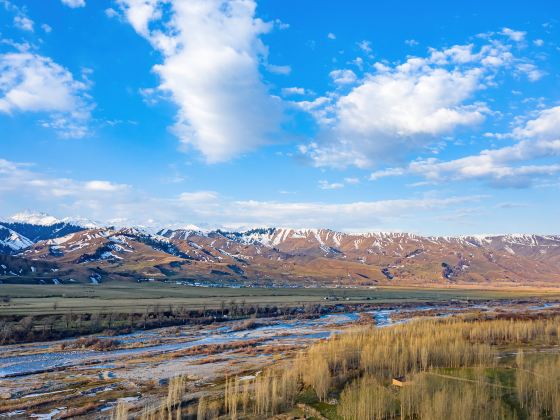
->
[352,57,365,70]
[138,87,162,105]
[300,142,372,169]
[223,196,479,231]
[84,180,128,192]
[3,1,34,32]
[318,180,344,190]
[274,19,289,30]
[370,106,560,188]
[0,157,484,232]
[329,69,357,85]
[178,191,220,203]
[501,27,526,42]
[327,32,336,40]
[117,0,283,163]
[40,116,91,139]
[265,63,291,75]
[344,177,360,184]
[13,15,34,31]
[410,157,560,188]
[0,51,93,138]
[306,70,486,167]
[357,40,372,53]
[533,39,544,47]
[41,23,52,33]
[496,202,528,209]
[104,7,119,18]
[370,167,406,180]
[405,39,419,47]
[282,87,307,96]
[336,67,485,135]
[516,63,545,82]
[0,159,129,198]
[299,39,538,169]
[61,0,86,8]
[512,106,560,140]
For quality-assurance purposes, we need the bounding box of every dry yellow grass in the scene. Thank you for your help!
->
[204,315,560,419]
[117,313,560,419]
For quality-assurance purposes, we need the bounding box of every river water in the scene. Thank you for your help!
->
[2,301,558,379]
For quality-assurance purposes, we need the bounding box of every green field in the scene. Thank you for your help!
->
[1,283,558,315]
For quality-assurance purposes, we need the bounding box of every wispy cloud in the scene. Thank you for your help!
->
[0,158,128,198]
[0,157,483,232]
[266,63,291,75]
[281,87,309,96]
[344,177,360,185]
[501,27,526,42]
[318,180,344,190]
[369,106,560,188]
[13,15,34,31]
[60,0,86,8]
[329,69,357,85]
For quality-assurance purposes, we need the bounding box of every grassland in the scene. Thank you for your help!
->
[1,282,559,315]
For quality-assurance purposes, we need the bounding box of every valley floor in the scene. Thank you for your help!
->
[1,287,560,419]
[2,283,559,315]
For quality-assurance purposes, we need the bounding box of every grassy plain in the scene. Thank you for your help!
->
[1,283,559,315]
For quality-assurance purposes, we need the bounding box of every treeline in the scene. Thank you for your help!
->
[128,314,560,419]
[0,301,339,345]
[337,371,514,419]
[123,369,301,420]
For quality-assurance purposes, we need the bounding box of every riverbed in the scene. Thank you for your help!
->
[1,299,559,419]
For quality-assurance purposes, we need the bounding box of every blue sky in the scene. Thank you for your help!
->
[0,0,559,234]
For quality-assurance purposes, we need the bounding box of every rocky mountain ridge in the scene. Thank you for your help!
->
[1,213,559,287]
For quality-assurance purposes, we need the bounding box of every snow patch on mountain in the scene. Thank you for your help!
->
[0,225,33,252]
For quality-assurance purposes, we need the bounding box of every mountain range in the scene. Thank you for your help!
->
[1,212,559,287]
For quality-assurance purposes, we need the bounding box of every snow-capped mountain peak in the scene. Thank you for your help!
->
[5,212,101,229]
[60,216,101,229]
[1,212,89,245]
[2,217,560,286]
[9,211,61,226]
